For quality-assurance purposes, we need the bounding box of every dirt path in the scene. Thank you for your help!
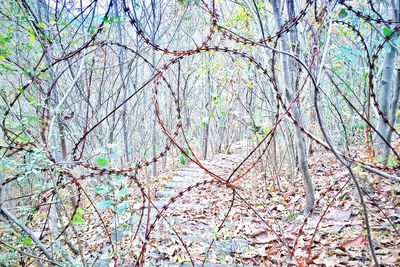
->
[128,142,260,266]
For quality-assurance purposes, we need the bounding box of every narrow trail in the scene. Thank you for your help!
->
[130,142,261,266]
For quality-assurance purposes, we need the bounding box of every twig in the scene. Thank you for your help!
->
[0,206,55,262]
[0,240,61,266]
[360,164,400,182]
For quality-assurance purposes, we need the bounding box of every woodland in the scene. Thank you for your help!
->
[0,0,400,266]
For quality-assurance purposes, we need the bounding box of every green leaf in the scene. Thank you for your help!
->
[183,145,191,157]
[27,95,36,104]
[177,0,198,5]
[179,155,186,165]
[351,122,366,130]
[387,157,397,167]
[116,188,132,199]
[211,93,219,104]
[22,237,33,246]
[88,26,96,34]
[96,200,113,209]
[102,17,111,23]
[338,9,347,19]
[115,201,128,214]
[72,214,85,224]
[114,175,125,184]
[76,207,85,214]
[95,183,111,195]
[0,63,12,73]
[256,132,263,142]
[383,27,393,37]
[257,124,271,136]
[249,124,260,133]
[396,109,400,119]
[29,34,35,43]
[236,8,248,22]
[353,163,362,173]
[256,2,266,9]
[95,156,108,167]
[37,22,46,28]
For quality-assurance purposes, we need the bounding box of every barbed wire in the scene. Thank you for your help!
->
[1,0,399,265]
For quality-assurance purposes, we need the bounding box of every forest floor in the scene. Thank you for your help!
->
[55,141,400,267]
[104,141,400,267]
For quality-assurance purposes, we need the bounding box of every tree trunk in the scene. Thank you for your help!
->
[381,67,400,164]
[375,1,399,166]
[113,0,130,163]
[271,0,315,214]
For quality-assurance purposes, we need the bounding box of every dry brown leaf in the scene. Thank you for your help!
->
[325,208,352,221]
[379,254,399,265]
[376,249,400,265]
[265,247,278,256]
[339,235,368,249]
[148,239,158,246]
[313,253,346,267]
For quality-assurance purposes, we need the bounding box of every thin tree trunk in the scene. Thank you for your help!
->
[272,0,315,213]
[203,66,212,159]
[151,0,158,176]
[376,1,399,166]
[113,0,130,163]
[377,47,396,153]
[382,67,400,164]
